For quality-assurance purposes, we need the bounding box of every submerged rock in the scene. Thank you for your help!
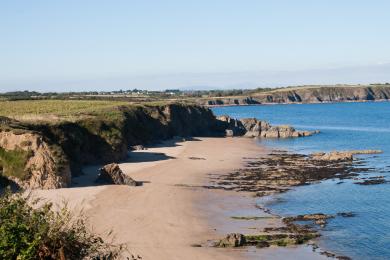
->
[215,231,319,249]
[311,150,383,162]
[337,212,356,218]
[354,178,387,185]
[284,213,334,228]
[311,151,354,161]
[346,150,382,155]
[96,163,138,186]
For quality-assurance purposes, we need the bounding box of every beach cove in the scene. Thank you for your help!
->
[34,137,328,260]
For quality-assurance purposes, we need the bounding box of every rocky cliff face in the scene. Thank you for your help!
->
[0,131,71,189]
[201,86,390,106]
[0,104,225,189]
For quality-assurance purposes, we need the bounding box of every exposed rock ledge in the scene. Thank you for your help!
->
[310,150,382,161]
[217,116,319,138]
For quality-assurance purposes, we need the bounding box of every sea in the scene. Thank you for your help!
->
[212,102,390,260]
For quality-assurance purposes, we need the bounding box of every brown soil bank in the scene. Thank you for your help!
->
[201,85,390,106]
[0,104,226,189]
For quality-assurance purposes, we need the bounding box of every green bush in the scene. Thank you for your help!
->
[0,190,123,259]
[0,148,33,180]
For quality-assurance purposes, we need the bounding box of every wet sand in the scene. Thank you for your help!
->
[34,137,327,260]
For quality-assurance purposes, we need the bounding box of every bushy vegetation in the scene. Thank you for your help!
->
[0,148,33,180]
[0,190,123,259]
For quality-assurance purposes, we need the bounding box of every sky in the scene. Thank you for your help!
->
[1,0,390,92]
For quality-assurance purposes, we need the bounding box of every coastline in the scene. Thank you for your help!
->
[33,137,327,259]
[203,99,390,108]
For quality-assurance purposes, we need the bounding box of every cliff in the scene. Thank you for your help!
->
[0,104,225,189]
[200,85,390,106]
[0,102,317,189]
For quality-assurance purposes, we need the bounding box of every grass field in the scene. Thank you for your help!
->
[0,100,133,121]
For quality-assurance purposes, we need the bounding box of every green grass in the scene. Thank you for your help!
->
[0,147,33,180]
[0,100,131,121]
[0,100,181,123]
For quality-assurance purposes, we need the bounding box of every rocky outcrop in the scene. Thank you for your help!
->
[214,233,246,247]
[240,118,271,137]
[206,152,371,197]
[311,151,354,161]
[259,125,318,138]
[217,116,318,138]
[205,97,261,106]
[215,231,319,249]
[284,213,334,228]
[0,131,70,189]
[310,150,382,161]
[96,163,137,186]
[216,115,246,136]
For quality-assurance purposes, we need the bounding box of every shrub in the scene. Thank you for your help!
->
[0,190,123,259]
[0,148,33,180]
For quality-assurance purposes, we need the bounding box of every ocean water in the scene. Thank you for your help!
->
[212,102,390,260]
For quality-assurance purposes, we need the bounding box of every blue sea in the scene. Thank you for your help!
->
[212,102,390,260]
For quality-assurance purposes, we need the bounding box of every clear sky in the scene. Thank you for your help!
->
[1,0,390,92]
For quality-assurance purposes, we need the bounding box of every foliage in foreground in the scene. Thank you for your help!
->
[0,190,123,259]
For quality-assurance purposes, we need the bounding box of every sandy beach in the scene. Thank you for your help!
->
[34,137,326,260]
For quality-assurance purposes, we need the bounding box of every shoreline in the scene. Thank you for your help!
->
[204,98,390,108]
[33,137,329,259]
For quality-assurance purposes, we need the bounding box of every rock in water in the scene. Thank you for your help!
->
[96,163,138,186]
[311,151,354,161]
[217,116,319,138]
[310,150,382,162]
[215,233,246,247]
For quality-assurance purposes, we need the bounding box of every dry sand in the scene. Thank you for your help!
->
[34,137,327,260]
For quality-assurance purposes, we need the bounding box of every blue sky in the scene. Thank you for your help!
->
[1,0,390,92]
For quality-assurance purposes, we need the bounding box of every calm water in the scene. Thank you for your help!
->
[212,102,390,260]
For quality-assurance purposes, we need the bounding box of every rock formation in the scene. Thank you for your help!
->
[310,150,382,161]
[217,116,318,138]
[96,163,138,186]
[215,233,246,247]
[310,151,354,161]
[216,115,246,136]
